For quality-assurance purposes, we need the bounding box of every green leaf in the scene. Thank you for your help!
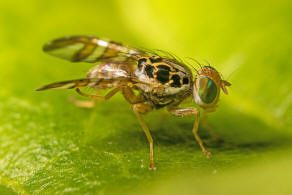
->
[0,0,292,194]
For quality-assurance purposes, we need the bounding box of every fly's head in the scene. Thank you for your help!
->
[192,66,231,110]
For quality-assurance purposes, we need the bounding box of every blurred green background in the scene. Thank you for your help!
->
[0,0,292,194]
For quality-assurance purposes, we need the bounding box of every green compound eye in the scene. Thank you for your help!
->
[198,76,217,104]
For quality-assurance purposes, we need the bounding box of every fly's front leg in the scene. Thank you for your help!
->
[202,111,223,142]
[168,106,212,158]
[133,103,155,169]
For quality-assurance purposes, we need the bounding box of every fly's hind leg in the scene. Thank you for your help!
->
[70,87,120,108]
[167,106,212,158]
[69,96,97,108]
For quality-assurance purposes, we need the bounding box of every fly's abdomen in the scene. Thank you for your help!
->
[86,63,134,89]
[87,63,129,79]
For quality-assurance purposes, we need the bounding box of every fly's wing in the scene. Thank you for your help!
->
[36,75,157,92]
[36,78,101,91]
[36,77,133,91]
[43,36,145,63]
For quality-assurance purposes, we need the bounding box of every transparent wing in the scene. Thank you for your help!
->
[43,36,146,63]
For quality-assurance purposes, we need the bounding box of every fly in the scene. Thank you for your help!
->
[37,35,231,169]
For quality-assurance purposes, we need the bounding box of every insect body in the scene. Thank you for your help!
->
[37,36,231,169]
[134,56,193,109]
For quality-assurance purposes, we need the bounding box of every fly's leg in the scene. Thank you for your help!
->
[202,111,223,142]
[121,86,145,104]
[133,103,155,170]
[69,89,100,108]
[69,97,97,108]
[70,87,120,108]
[75,87,120,100]
[167,107,212,158]
[121,87,155,169]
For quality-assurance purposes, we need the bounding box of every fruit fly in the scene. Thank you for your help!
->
[37,36,231,169]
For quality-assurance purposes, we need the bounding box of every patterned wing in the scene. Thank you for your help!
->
[36,77,132,91]
[43,36,145,63]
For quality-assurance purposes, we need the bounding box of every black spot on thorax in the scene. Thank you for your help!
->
[150,57,163,63]
[183,77,189,84]
[156,69,169,84]
[144,65,154,78]
[157,65,171,71]
[170,74,181,87]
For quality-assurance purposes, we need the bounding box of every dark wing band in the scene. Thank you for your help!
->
[43,36,145,63]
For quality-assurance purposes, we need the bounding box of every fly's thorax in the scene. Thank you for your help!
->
[193,66,223,109]
[134,56,192,96]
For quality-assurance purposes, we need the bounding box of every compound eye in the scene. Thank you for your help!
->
[198,76,217,104]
